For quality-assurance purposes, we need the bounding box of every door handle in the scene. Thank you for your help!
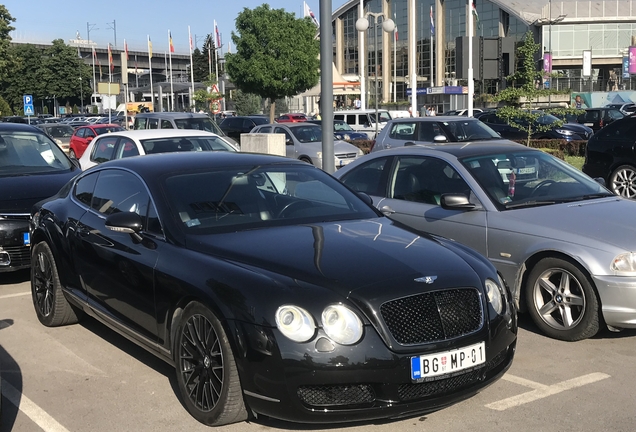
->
[380,205,395,215]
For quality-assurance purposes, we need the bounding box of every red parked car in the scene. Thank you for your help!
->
[69,124,124,159]
[275,113,308,123]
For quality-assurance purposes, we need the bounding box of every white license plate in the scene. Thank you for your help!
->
[338,159,353,167]
[518,167,535,174]
[584,123,594,127]
[410,341,485,381]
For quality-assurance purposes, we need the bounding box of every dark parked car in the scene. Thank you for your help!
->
[0,123,79,272]
[30,151,516,426]
[335,141,636,341]
[476,110,593,141]
[576,107,624,132]
[218,115,269,143]
[307,119,369,141]
[583,115,636,198]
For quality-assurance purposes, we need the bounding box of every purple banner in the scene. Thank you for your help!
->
[630,47,636,75]
[543,53,552,74]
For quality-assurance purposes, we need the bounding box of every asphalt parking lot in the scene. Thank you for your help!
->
[2,269,636,432]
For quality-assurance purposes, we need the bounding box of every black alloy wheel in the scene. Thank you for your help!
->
[31,242,82,327]
[175,302,247,426]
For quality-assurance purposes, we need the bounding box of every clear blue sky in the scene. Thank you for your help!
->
[4,0,351,54]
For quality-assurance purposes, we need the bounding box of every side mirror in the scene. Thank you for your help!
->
[105,212,143,242]
[440,193,476,210]
[593,177,607,188]
[86,136,94,142]
[356,191,373,206]
[286,138,293,145]
[433,135,448,143]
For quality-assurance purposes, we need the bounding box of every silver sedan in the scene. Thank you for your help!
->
[334,141,636,341]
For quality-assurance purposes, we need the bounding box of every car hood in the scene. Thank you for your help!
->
[561,122,593,134]
[186,219,483,298]
[0,169,76,213]
[497,197,635,251]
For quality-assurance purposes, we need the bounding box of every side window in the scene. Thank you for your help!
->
[85,129,96,138]
[345,115,356,125]
[391,156,469,206]
[242,119,254,130]
[148,118,159,129]
[334,114,345,122]
[134,118,147,130]
[74,172,99,207]
[91,136,119,163]
[161,120,174,129]
[117,138,140,159]
[340,157,389,196]
[389,122,416,140]
[357,114,368,126]
[75,128,86,138]
[274,127,293,144]
[595,118,636,140]
[146,201,163,236]
[259,126,272,133]
[417,122,442,141]
[91,170,150,218]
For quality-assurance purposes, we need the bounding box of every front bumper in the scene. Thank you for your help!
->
[0,217,31,272]
[593,274,636,329]
[230,312,516,424]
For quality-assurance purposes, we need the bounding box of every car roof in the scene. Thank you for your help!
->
[0,122,44,133]
[95,149,305,178]
[92,129,220,140]
[374,140,534,159]
[135,112,210,119]
[387,116,482,123]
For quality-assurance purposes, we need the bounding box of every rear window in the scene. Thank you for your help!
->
[141,136,236,153]
[95,126,124,135]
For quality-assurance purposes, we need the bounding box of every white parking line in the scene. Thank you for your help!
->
[486,373,611,411]
[1,378,71,432]
[0,291,30,300]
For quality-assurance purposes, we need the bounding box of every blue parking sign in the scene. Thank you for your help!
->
[23,94,34,116]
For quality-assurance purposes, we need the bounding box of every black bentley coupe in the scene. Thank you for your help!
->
[30,151,517,426]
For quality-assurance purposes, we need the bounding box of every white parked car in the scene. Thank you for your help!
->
[78,129,237,170]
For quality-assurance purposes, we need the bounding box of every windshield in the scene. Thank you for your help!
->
[461,150,611,210]
[47,126,74,138]
[95,126,124,135]
[163,164,378,234]
[369,112,392,123]
[174,117,225,135]
[536,114,560,125]
[291,125,322,143]
[141,136,236,153]
[0,131,73,175]
[439,119,500,141]
[334,121,354,132]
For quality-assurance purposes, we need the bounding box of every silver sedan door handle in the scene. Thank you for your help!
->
[380,205,395,215]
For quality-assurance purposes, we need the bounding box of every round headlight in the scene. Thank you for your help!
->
[275,305,316,342]
[611,252,636,275]
[485,278,504,315]
[55,138,63,145]
[321,305,363,345]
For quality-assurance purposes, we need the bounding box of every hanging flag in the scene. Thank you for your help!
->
[304,2,320,27]
[124,39,129,60]
[214,21,221,48]
[108,44,114,72]
[169,30,175,53]
[189,32,193,52]
[92,46,96,60]
[430,6,435,36]
[395,24,398,42]
[472,0,481,29]
[135,54,138,74]
[228,41,232,54]
[148,36,153,59]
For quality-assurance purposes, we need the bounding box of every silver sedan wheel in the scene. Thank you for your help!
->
[610,165,636,198]
[531,268,586,331]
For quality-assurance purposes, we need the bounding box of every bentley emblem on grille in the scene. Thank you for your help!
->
[415,276,437,284]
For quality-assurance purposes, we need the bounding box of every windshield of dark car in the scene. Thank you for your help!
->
[536,114,560,125]
[291,125,322,143]
[47,126,74,138]
[252,117,269,125]
[141,136,236,153]
[163,164,378,233]
[0,131,73,174]
[334,121,354,132]
[460,150,611,209]
[439,119,500,141]
[174,118,224,135]
[95,126,124,135]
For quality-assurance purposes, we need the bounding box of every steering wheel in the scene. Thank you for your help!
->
[529,180,556,197]
[276,200,314,218]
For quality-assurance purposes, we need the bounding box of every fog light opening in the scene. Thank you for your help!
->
[0,250,11,266]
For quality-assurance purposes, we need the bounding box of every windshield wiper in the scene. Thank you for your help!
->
[504,200,557,209]
[560,193,616,202]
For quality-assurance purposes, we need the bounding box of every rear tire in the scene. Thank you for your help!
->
[31,242,82,327]
[525,257,599,341]
[174,302,248,426]
[609,165,636,198]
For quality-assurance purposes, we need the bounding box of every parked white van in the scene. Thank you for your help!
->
[333,109,392,139]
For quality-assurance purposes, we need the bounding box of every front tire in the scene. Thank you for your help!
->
[609,165,636,198]
[31,242,82,327]
[525,257,599,341]
[174,302,248,426]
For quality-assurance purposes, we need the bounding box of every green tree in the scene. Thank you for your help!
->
[1,43,44,112]
[0,95,12,116]
[233,90,262,115]
[493,32,581,145]
[190,48,210,83]
[0,5,15,83]
[192,74,223,112]
[40,39,92,108]
[225,4,320,122]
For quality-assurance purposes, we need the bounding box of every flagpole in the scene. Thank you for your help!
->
[393,13,397,103]
[108,43,112,124]
[168,30,174,111]
[188,26,195,112]
[359,0,366,110]
[409,0,416,117]
[92,47,96,94]
[148,36,154,112]
[135,54,139,88]
[208,35,212,80]
[468,0,474,117]
[430,6,434,89]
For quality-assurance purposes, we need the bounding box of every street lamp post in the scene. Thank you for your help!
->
[356,12,395,138]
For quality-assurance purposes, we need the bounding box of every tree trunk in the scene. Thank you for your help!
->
[269,99,276,123]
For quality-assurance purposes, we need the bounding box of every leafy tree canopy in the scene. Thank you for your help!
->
[225,4,320,121]
[41,39,93,103]
[233,90,262,115]
[191,48,211,83]
[0,5,15,82]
